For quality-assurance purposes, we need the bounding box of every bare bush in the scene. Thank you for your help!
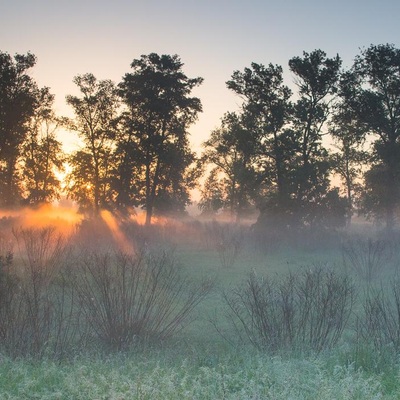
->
[342,238,392,283]
[356,281,400,352]
[0,227,79,358]
[223,265,355,353]
[73,248,212,350]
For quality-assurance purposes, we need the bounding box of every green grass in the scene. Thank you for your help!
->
[0,348,396,399]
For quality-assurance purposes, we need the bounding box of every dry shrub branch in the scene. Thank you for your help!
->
[73,248,212,350]
[224,265,355,353]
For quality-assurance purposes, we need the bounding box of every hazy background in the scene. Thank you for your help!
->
[1,0,400,153]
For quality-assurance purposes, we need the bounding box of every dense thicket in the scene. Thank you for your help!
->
[0,46,399,229]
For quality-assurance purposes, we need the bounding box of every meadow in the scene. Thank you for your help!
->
[0,214,399,399]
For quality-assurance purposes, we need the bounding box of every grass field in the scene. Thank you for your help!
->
[0,217,399,399]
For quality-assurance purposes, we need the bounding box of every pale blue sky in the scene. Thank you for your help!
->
[1,0,400,152]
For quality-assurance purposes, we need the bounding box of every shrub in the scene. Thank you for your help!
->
[0,227,79,358]
[73,248,212,350]
[223,265,355,353]
[342,238,392,283]
[356,280,400,352]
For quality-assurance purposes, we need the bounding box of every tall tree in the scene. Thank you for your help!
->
[21,87,65,204]
[339,44,400,231]
[119,53,203,225]
[66,74,119,215]
[226,63,292,222]
[0,51,38,206]
[288,49,343,227]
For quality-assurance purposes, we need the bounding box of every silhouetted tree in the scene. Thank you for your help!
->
[226,63,292,223]
[66,74,119,215]
[21,87,65,204]
[0,51,38,206]
[119,53,203,225]
[202,112,257,220]
[288,49,343,227]
[339,44,400,231]
[329,106,369,225]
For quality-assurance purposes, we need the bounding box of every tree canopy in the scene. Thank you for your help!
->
[1,46,400,231]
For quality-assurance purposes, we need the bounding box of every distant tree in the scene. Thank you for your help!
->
[0,51,38,206]
[288,49,343,227]
[202,112,257,220]
[21,87,65,204]
[226,63,292,223]
[339,44,400,231]
[118,53,203,225]
[66,74,119,215]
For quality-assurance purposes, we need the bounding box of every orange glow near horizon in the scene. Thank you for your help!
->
[0,203,83,234]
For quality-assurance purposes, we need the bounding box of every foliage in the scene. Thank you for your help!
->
[329,101,370,225]
[21,87,65,204]
[339,44,400,230]
[287,49,342,227]
[0,51,39,206]
[201,112,257,219]
[66,73,119,215]
[118,53,203,224]
[225,63,293,223]
[209,50,347,232]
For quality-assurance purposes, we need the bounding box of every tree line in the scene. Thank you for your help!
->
[0,45,399,230]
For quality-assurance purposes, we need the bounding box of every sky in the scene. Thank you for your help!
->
[1,0,400,154]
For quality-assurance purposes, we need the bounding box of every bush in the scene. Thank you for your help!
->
[356,280,400,352]
[342,238,392,283]
[223,265,355,353]
[0,227,79,358]
[73,247,212,350]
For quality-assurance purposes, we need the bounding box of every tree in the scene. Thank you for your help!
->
[339,44,400,231]
[118,53,203,225]
[21,87,65,205]
[66,74,119,215]
[288,49,343,227]
[201,112,257,220]
[226,63,292,223]
[198,168,225,216]
[0,51,38,206]
[329,106,369,225]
